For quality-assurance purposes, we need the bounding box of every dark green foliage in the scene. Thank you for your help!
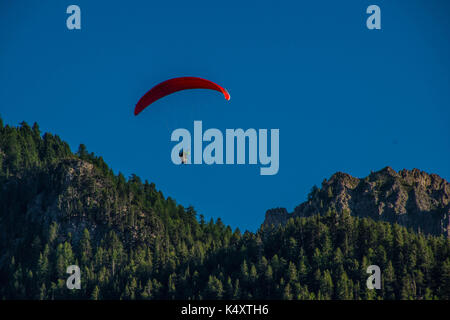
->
[0,117,449,300]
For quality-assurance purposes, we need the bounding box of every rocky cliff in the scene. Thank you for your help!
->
[0,156,164,253]
[264,167,450,237]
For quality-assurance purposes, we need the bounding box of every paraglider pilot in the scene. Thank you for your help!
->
[179,149,188,164]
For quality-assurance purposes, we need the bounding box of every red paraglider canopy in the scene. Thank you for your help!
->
[134,77,230,116]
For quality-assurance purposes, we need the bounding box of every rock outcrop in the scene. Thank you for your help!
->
[264,167,450,237]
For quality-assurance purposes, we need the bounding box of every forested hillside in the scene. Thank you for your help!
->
[0,118,449,300]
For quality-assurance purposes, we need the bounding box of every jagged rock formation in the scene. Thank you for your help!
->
[264,167,450,237]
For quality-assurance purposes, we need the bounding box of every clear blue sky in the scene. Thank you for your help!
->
[1,0,449,231]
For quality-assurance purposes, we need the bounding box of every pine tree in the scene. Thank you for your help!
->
[336,272,351,300]
[439,258,450,299]
[168,273,177,299]
[283,283,293,300]
[320,270,333,299]
[383,261,396,299]
[91,286,100,300]
[205,275,224,299]
[287,262,298,282]
[233,279,240,299]
[80,229,92,266]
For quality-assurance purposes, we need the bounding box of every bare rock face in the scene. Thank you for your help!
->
[264,208,289,226]
[264,167,450,237]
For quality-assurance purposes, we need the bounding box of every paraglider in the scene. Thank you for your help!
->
[134,77,230,116]
[179,148,189,164]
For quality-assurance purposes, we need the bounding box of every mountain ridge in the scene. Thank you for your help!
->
[264,166,450,237]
